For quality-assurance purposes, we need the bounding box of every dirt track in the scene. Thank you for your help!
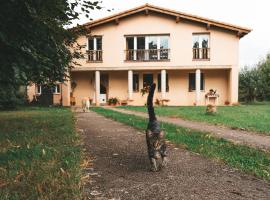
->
[76,111,270,200]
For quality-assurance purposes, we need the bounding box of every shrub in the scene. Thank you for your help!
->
[108,97,119,105]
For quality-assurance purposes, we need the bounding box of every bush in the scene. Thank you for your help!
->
[0,84,27,110]
[108,97,119,105]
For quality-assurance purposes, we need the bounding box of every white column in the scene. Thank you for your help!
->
[157,37,161,60]
[134,37,137,61]
[195,69,201,105]
[128,70,133,100]
[161,69,166,99]
[93,37,97,60]
[145,36,149,60]
[95,71,100,106]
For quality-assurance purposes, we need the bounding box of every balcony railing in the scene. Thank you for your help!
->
[193,48,210,60]
[87,50,103,62]
[125,49,170,61]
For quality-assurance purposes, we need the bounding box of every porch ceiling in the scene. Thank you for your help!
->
[71,65,232,72]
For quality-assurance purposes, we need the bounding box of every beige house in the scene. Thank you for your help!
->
[28,4,251,106]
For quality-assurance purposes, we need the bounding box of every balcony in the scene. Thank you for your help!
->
[193,48,210,60]
[87,50,103,62]
[125,49,170,61]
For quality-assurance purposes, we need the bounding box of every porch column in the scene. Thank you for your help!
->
[95,71,100,106]
[128,70,133,100]
[195,69,201,105]
[161,69,166,99]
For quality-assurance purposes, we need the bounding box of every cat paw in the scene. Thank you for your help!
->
[161,157,168,168]
[150,166,158,172]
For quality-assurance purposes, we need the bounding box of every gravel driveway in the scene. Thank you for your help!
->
[76,111,270,200]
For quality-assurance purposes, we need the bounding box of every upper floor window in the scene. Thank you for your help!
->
[125,35,170,61]
[87,36,102,62]
[192,33,210,60]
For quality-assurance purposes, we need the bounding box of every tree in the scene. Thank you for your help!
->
[0,0,105,109]
[257,53,270,100]
[239,67,260,102]
[239,53,270,102]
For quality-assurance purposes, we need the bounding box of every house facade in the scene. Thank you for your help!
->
[28,4,251,106]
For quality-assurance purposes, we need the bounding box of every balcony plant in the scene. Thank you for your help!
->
[108,97,119,106]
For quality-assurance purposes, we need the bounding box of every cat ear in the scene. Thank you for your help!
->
[146,130,153,137]
[159,130,165,138]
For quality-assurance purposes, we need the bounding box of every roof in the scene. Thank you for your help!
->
[82,4,252,38]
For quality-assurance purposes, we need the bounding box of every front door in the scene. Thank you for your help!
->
[100,74,108,104]
[143,74,153,88]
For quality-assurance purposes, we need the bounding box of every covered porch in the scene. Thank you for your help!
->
[70,68,236,106]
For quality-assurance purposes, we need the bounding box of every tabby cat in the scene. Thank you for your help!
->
[146,83,168,171]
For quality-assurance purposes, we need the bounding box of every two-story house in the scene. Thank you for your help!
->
[27,4,251,106]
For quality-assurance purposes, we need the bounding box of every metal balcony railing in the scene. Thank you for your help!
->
[125,49,170,61]
[193,48,210,60]
[86,50,103,62]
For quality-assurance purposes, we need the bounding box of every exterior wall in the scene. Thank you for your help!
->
[71,71,95,106]
[74,12,239,70]
[27,83,36,102]
[27,82,70,106]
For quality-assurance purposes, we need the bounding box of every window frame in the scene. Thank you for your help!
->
[192,33,210,60]
[36,85,42,95]
[133,74,139,92]
[87,36,103,62]
[53,84,61,94]
[124,34,170,61]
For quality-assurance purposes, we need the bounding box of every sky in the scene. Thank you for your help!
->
[73,0,270,68]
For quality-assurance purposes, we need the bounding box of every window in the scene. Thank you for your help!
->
[148,36,158,60]
[189,73,204,91]
[87,36,102,61]
[36,85,42,95]
[53,84,61,94]
[125,35,169,61]
[133,74,139,92]
[160,36,169,60]
[192,34,210,60]
[126,37,135,60]
[157,73,169,92]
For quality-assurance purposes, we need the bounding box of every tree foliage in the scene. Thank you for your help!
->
[239,53,270,102]
[0,0,104,109]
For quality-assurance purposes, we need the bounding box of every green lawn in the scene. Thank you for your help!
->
[119,104,270,134]
[0,107,82,200]
[91,107,270,181]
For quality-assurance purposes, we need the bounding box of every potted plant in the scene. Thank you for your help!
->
[108,97,119,106]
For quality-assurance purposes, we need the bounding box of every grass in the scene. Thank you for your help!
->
[0,107,82,200]
[119,104,270,134]
[91,107,270,181]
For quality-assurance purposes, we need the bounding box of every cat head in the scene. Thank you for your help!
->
[146,129,165,151]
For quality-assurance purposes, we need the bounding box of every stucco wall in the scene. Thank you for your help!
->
[74,12,239,70]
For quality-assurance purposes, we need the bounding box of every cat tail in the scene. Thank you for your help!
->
[147,83,157,122]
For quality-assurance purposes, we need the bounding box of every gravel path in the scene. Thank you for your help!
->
[76,111,270,200]
[106,107,270,152]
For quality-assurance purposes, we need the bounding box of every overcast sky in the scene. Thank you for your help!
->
[74,0,270,68]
